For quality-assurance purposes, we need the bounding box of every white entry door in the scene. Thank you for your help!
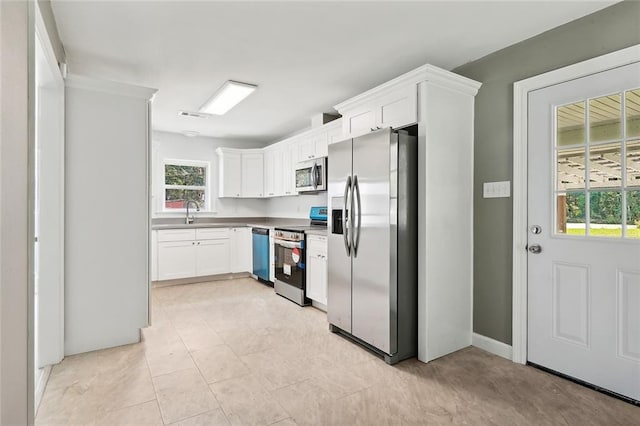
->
[528,61,640,401]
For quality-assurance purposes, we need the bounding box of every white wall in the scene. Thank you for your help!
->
[65,76,155,355]
[152,131,268,218]
[0,1,30,423]
[264,192,327,218]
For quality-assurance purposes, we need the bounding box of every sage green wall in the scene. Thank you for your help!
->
[453,1,640,345]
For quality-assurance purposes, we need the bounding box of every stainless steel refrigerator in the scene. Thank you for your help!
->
[327,128,417,364]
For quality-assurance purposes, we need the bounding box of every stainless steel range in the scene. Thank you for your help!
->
[273,206,328,306]
[273,228,309,306]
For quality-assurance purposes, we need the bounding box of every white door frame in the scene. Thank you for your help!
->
[512,44,640,364]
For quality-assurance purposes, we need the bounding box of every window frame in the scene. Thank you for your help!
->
[162,158,211,213]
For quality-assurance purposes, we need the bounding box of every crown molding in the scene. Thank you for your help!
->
[65,73,157,101]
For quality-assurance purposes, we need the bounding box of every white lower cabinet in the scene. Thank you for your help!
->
[230,227,252,273]
[196,239,230,276]
[158,240,197,280]
[156,228,234,280]
[306,235,327,306]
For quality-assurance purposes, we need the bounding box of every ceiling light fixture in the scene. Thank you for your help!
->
[199,80,257,115]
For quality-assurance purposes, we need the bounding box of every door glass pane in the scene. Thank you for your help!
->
[627,190,640,239]
[165,189,205,209]
[557,102,585,147]
[589,191,622,237]
[627,139,640,187]
[626,89,640,139]
[558,192,586,235]
[589,94,621,143]
[557,147,585,190]
[589,142,622,189]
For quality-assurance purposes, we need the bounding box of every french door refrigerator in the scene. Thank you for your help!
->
[327,128,418,364]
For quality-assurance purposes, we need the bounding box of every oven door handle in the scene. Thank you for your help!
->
[274,240,303,249]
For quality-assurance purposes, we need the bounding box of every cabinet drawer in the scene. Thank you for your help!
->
[196,227,230,240]
[157,229,196,242]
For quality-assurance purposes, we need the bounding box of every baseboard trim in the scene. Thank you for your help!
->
[472,333,513,361]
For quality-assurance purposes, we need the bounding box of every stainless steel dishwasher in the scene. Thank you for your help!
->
[251,227,270,283]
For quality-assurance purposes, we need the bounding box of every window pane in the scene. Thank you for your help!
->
[165,189,205,209]
[589,94,621,143]
[589,142,622,189]
[559,192,586,235]
[589,191,622,237]
[557,102,585,147]
[627,139,640,187]
[627,190,640,239]
[626,89,640,139]
[165,164,206,186]
[557,147,585,190]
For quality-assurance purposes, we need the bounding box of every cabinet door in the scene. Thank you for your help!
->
[196,239,230,276]
[281,145,293,196]
[345,106,376,138]
[231,227,253,273]
[241,153,264,198]
[306,236,328,305]
[310,132,328,159]
[376,85,418,130]
[263,148,276,197]
[327,125,345,146]
[151,230,158,281]
[297,137,315,162]
[272,147,284,196]
[218,151,242,198]
[158,241,196,280]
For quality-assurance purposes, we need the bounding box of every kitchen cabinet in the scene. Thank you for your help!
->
[335,78,417,139]
[230,227,252,273]
[241,152,264,198]
[151,230,158,281]
[306,235,327,307]
[216,148,264,198]
[282,143,296,196]
[298,132,327,161]
[156,227,232,280]
[263,145,284,197]
[217,149,242,198]
[158,240,197,280]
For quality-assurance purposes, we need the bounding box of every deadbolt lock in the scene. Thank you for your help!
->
[530,225,542,234]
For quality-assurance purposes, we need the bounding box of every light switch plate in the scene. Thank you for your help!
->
[483,181,511,198]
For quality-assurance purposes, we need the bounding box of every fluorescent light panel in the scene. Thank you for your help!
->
[199,80,257,115]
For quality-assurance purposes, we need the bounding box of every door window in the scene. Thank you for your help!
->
[555,88,640,238]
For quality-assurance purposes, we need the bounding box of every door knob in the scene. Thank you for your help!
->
[528,244,542,254]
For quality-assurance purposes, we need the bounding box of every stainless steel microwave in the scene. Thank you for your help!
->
[295,158,326,192]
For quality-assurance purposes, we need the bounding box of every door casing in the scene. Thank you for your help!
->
[512,43,640,364]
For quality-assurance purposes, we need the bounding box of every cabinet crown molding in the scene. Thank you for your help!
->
[334,63,481,113]
[65,73,157,100]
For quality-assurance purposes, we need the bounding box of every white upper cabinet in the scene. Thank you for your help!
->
[241,152,264,198]
[282,143,296,196]
[298,131,328,161]
[216,148,264,198]
[264,145,284,197]
[217,149,242,198]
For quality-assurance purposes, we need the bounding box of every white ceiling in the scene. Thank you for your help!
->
[52,1,617,144]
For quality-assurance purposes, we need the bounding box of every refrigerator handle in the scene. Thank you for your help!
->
[352,175,362,257]
[343,176,352,256]
[311,163,318,189]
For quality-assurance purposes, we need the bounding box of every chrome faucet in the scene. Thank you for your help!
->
[185,200,200,224]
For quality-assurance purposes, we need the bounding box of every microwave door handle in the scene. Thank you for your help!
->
[343,175,351,256]
[352,175,361,258]
[311,163,317,189]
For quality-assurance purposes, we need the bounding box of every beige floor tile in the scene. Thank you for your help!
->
[153,367,220,424]
[146,349,196,377]
[175,319,225,352]
[210,374,289,426]
[191,345,250,384]
[271,380,334,426]
[168,408,230,426]
[93,400,164,426]
[240,349,311,391]
[37,279,640,426]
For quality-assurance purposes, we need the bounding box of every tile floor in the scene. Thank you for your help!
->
[37,277,639,425]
